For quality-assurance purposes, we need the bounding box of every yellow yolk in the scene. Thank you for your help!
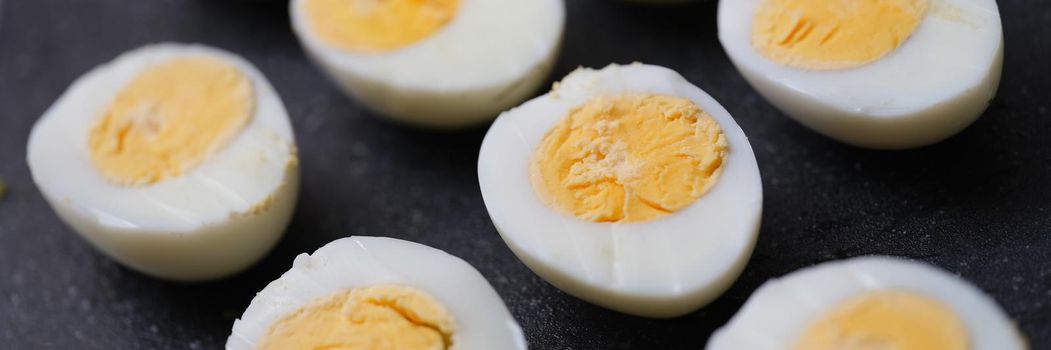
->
[304,0,460,53]
[258,285,456,350]
[88,57,254,186]
[531,94,728,224]
[752,0,929,70]
[793,291,969,350]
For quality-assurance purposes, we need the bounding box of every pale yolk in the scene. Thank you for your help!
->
[88,58,254,186]
[752,0,929,70]
[258,285,456,350]
[304,0,460,53]
[531,94,728,224]
[794,291,969,350]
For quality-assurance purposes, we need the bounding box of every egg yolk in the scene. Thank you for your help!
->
[88,58,254,186]
[304,0,460,53]
[793,291,969,350]
[531,94,728,224]
[258,285,456,350]
[752,0,929,70]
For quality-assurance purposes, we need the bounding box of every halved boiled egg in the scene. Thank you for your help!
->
[718,0,1004,149]
[226,236,526,349]
[289,0,565,128]
[27,43,299,281]
[478,63,763,317]
[708,256,1027,350]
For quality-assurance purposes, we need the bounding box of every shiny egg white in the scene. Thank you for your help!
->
[478,63,763,317]
[708,256,1027,349]
[26,43,299,281]
[718,0,1003,149]
[226,236,526,350]
[289,0,565,128]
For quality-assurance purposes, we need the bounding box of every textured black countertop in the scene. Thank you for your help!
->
[1,0,1049,348]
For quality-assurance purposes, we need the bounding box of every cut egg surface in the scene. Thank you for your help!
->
[707,256,1027,350]
[290,0,565,127]
[478,63,763,317]
[26,43,299,281]
[227,236,526,350]
[718,0,1004,149]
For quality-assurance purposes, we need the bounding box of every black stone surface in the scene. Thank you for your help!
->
[1,0,1049,348]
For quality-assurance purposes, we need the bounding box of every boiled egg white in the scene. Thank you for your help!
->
[708,256,1027,350]
[226,236,526,350]
[26,43,299,281]
[289,0,565,128]
[478,63,763,317]
[718,0,1003,149]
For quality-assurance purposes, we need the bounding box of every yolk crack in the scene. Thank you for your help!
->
[88,57,254,186]
[258,285,456,350]
[531,94,728,224]
[752,0,929,70]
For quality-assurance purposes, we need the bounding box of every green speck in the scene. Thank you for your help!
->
[0,177,6,200]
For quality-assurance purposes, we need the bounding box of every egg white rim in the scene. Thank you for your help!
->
[26,43,297,232]
[479,63,763,310]
[718,0,1003,118]
[289,0,566,92]
[707,256,1027,349]
[226,236,527,350]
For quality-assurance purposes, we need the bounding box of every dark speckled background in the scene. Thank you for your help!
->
[1,0,1049,348]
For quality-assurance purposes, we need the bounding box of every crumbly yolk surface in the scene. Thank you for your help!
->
[531,94,728,224]
[752,0,929,70]
[88,57,253,186]
[304,0,460,53]
[258,285,456,350]
[793,291,969,350]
